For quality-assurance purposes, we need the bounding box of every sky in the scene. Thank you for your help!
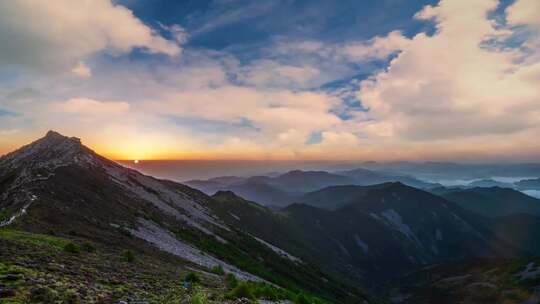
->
[0,0,539,162]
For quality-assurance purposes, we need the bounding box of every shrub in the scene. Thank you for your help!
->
[63,289,80,304]
[122,250,135,263]
[81,242,96,253]
[191,289,208,304]
[63,242,80,254]
[185,272,200,284]
[225,273,238,289]
[295,293,311,304]
[227,282,255,300]
[210,265,225,275]
[254,284,279,301]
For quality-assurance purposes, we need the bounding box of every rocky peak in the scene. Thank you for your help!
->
[0,130,97,172]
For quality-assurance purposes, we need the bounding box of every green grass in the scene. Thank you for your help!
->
[0,228,69,250]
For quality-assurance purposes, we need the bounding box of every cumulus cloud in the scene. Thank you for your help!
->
[506,0,540,27]
[357,0,540,145]
[0,0,182,72]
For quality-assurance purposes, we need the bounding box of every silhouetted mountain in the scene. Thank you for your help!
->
[264,170,356,193]
[187,170,356,207]
[359,161,540,181]
[337,168,439,189]
[467,179,514,188]
[432,187,540,217]
[187,168,439,207]
[515,177,540,190]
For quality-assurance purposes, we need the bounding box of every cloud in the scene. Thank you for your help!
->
[339,31,411,61]
[2,0,540,161]
[356,0,540,145]
[236,60,321,88]
[54,98,130,115]
[0,0,182,73]
[274,30,409,63]
[71,62,92,78]
[150,85,341,141]
[506,0,540,27]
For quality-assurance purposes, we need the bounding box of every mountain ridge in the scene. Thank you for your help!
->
[0,131,368,303]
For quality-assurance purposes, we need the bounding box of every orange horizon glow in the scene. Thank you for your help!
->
[1,131,540,163]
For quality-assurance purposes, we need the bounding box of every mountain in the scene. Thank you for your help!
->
[337,168,439,189]
[515,177,540,190]
[186,175,297,207]
[359,161,540,181]
[387,257,540,304]
[262,170,355,193]
[0,131,368,303]
[467,179,514,188]
[186,170,356,207]
[186,168,438,208]
[488,214,540,255]
[431,187,540,217]
[209,183,521,287]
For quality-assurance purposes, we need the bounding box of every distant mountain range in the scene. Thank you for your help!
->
[515,178,540,190]
[186,168,440,207]
[357,161,540,181]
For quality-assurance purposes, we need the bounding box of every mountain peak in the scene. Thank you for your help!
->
[0,130,95,172]
[45,129,65,138]
[42,130,81,144]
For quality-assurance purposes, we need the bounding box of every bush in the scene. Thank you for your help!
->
[254,284,279,301]
[63,289,80,304]
[210,265,225,275]
[81,242,96,253]
[191,289,208,304]
[225,273,238,289]
[185,272,201,284]
[227,282,255,300]
[295,293,311,304]
[63,242,80,254]
[122,250,135,263]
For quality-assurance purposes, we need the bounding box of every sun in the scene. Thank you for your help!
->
[133,160,139,164]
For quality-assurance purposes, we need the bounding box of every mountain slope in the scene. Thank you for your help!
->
[209,183,522,287]
[0,131,368,303]
[431,186,540,217]
[337,168,439,189]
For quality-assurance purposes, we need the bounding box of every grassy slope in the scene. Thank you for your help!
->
[0,228,334,304]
